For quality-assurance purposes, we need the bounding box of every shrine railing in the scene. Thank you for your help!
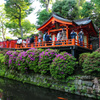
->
[15,39,92,50]
[0,39,92,50]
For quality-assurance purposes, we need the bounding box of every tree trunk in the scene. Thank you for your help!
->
[15,3,23,37]
[46,0,50,12]
[19,18,23,37]
[46,4,49,12]
[1,22,5,41]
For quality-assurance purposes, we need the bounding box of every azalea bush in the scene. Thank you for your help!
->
[95,47,100,53]
[50,52,77,80]
[0,54,5,65]
[38,49,58,75]
[26,48,43,72]
[82,51,100,76]
[79,53,90,67]
[16,51,28,73]
[0,50,8,55]
[9,50,23,70]
[4,51,14,68]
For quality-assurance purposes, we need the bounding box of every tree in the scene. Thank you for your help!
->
[0,4,8,41]
[91,0,100,28]
[36,9,51,26]
[5,19,36,37]
[38,0,53,12]
[52,0,78,20]
[79,1,94,18]
[76,0,86,6]
[4,0,34,37]
[91,0,100,13]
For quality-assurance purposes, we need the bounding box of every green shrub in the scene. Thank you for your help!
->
[0,50,8,55]
[9,50,23,70]
[26,48,43,72]
[16,51,28,73]
[50,52,77,80]
[4,51,14,68]
[79,53,90,67]
[0,54,5,64]
[82,51,100,76]
[95,47,100,53]
[38,49,58,75]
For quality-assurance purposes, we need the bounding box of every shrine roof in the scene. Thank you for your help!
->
[37,13,72,30]
[52,14,72,22]
[73,17,92,26]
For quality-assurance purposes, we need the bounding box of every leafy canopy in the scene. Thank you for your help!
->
[52,0,78,20]
[4,0,34,37]
[36,9,51,26]
[5,19,36,37]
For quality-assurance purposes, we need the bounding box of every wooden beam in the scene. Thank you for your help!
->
[69,24,89,30]
[50,28,66,32]
[38,17,54,31]
[54,18,72,25]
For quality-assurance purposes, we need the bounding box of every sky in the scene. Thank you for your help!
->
[0,0,91,24]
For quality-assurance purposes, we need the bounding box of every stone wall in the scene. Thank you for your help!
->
[1,71,100,99]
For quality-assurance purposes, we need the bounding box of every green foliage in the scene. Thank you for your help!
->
[0,54,5,64]
[91,0,100,13]
[38,49,58,75]
[0,4,7,41]
[9,50,23,70]
[79,1,94,18]
[38,0,53,11]
[66,76,76,82]
[0,50,8,55]
[50,52,77,80]
[4,0,34,37]
[5,19,36,37]
[16,51,28,73]
[79,52,90,67]
[26,48,43,72]
[36,9,51,25]
[91,0,100,28]
[95,47,100,53]
[82,52,100,76]
[52,0,78,20]
[4,51,14,68]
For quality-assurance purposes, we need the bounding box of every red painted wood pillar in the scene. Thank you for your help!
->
[99,28,100,48]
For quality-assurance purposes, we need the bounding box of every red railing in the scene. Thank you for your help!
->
[15,39,92,50]
[0,40,17,48]
[0,39,92,50]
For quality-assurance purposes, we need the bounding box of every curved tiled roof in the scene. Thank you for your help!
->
[73,17,92,26]
[37,13,72,29]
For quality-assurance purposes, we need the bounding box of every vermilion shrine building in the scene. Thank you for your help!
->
[0,13,98,58]
[37,13,98,57]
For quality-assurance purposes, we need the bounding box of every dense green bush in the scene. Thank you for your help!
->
[4,51,14,68]
[26,48,43,72]
[38,49,58,75]
[0,54,5,64]
[9,50,23,70]
[16,51,28,73]
[0,50,8,55]
[95,47,100,53]
[82,51,100,76]
[50,52,77,80]
[79,53,90,67]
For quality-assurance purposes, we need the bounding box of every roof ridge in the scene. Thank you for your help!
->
[73,17,90,22]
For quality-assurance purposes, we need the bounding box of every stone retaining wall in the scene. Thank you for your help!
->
[1,71,100,99]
